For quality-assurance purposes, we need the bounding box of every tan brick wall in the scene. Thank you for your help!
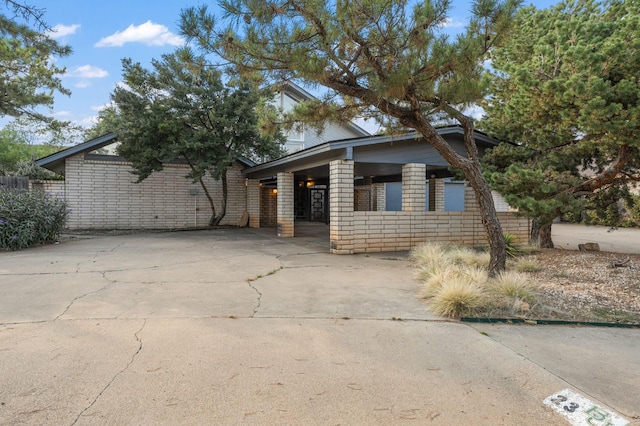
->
[260,186,278,227]
[63,154,246,229]
[349,211,529,253]
[329,160,354,254]
[343,179,529,254]
[30,180,66,197]
[277,172,294,237]
[354,186,371,211]
[247,179,261,228]
[402,163,426,212]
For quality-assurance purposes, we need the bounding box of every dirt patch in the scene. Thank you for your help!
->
[526,249,640,324]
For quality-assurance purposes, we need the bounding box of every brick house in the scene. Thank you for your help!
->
[243,126,528,254]
[35,132,252,229]
[35,80,527,252]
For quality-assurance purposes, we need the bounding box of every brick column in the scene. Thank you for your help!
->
[373,183,385,211]
[246,179,261,228]
[434,178,445,212]
[329,160,354,254]
[402,163,426,211]
[277,172,294,237]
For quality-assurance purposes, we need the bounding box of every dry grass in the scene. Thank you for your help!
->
[429,279,484,317]
[413,242,540,318]
[487,271,538,304]
[512,258,542,273]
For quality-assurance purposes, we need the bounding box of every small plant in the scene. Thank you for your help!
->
[513,258,542,273]
[0,189,68,250]
[419,264,461,298]
[430,279,484,317]
[445,246,491,268]
[487,271,538,304]
[410,242,447,267]
[503,233,523,258]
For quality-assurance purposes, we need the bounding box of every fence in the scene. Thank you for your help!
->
[0,176,29,191]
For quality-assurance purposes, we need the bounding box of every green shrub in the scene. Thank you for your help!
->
[503,233,524,258]
[0,189,69,250]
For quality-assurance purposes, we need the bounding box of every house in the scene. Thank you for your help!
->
[34,132,252,230]
[242,126,528,254]
[274,81,370,153]
[35,81,528,253]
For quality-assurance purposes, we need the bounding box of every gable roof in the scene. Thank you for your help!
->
[277,81,371,138]
[35,132,256,175]
[36,132,118,175]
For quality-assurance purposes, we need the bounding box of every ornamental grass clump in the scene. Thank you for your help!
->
[429,279,484,317]
[0,189,69,250]
[487,271,538,305]
[413,242,540,318]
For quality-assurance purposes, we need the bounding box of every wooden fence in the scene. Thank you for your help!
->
[0,176,29,191]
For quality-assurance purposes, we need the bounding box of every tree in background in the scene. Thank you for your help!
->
[481,0,640,247]
[180,0,520,275]
[0,0,71,123]
[0,120,68,177]
[110,48,285,226]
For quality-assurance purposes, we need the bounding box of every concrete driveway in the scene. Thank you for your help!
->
[0,228,638,425]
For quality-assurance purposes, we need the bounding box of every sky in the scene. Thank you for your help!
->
[14,0,558,142]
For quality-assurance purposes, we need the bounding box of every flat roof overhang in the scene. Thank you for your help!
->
[244,128,497,181]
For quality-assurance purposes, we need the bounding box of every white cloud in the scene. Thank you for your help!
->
[65,65,109,78]
[91,103,110,112]
[47,23,80,39]
[76,115,99,128]
[440,18,465,29]
[95,21,184,47]
[75,80,91,88]
[53,110,73,118]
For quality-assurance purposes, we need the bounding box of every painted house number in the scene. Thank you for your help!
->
[543,389,628,426]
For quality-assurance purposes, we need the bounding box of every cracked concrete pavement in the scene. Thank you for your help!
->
[1,227,638,425]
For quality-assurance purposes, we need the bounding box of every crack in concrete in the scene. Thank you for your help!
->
[70,320,146,426]
[75,252,99,274]
[54,272,116,321]
[246,280,262,318]
[245,259,285,317]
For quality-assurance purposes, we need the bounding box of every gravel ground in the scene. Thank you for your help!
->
[528,249,640,323]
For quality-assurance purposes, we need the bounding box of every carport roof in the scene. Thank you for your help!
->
[243,125,500,180]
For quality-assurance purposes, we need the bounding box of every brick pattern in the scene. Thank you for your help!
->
[373,183,385,211]
[354,187,371,211]
[343,180,528,254]
[329,160,354,254]
[63,154,246,229]
[277,172,294,237]
[402,164,426,211]
[434,178,445,211]
[349,211,529,253]
[246,179,261,228]
[260,187,278,227]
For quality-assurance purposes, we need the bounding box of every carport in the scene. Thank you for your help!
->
[243,126,529,254]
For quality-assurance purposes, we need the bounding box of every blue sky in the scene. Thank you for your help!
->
[24,0,557,140]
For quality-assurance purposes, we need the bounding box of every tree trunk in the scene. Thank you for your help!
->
[464,163,507,277]
[530,217,554,248]
[210,172,228,226]
[530,218,541,246]
[539,222,554,248]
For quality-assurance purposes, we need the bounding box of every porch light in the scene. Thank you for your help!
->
[272,188,278,194]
